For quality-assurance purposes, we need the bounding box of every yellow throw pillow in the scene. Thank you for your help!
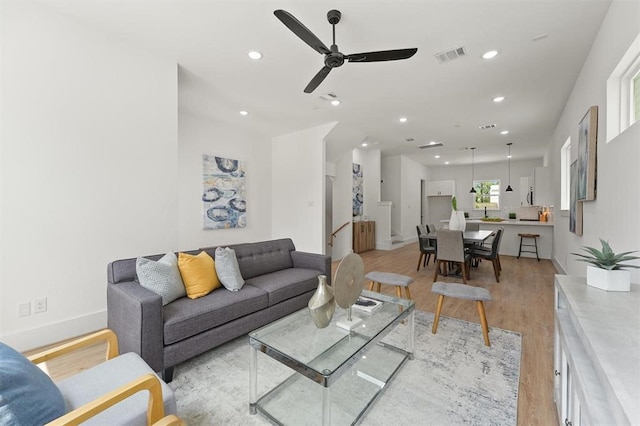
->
[178,251,220,299]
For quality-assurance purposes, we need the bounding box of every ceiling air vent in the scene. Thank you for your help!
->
[479,124,496,130]
[418,142,444,149]
[434,46,467,64]
[405,138,415,142]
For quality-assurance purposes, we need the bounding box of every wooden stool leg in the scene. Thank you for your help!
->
[368,280,374,291]
[375,282,381,292]
[417,253,424,271]
[432,295,445,334]
[476,301,491,346]
[396,286,403,313]
[404,286,412,301]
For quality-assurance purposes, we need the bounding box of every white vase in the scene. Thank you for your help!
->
[586,265,631,292]
[449,211,466,231]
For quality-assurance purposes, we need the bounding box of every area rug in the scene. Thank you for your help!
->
[169,311,521,425]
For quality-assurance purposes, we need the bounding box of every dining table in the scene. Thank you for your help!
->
[421,229,494,245]
[421,229,495,271]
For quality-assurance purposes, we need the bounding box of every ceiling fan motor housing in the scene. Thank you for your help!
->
[325,48,345,68]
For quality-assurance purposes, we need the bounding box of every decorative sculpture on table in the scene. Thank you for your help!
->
[308,275,335,328]
[333,253,365,330]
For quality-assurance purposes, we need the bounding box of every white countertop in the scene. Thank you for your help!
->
[440,219,554,227]
[555,275,640,425]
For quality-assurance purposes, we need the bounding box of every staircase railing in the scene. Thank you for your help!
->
[328,222,350,247]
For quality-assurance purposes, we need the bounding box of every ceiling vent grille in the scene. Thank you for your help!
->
[418,142,444,149]
[434,46,467,64]
[479,124,496,129]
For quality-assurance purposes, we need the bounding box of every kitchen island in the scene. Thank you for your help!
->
[440,219,554,259]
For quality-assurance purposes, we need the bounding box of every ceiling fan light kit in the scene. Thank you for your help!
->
[274,9,418,93]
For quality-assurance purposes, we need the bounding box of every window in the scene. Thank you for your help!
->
[606,32,640,141]
[560,137,571,210]
[472,180,500,210]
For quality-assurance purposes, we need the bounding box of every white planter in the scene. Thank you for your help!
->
[449,211,466,231]
[586,265,631,292]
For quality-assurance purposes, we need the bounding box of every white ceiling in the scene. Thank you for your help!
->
[38,0,612,166]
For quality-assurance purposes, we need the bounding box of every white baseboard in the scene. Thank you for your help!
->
[552,256,567,275]
[2,310,107,352]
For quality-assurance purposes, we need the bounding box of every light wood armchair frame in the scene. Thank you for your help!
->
[27,329,184,426]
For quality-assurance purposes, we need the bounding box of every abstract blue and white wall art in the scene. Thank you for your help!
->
[353,163,363,217]
[203,155,246,229]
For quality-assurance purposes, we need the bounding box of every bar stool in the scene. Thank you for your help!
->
[517,233,540,261]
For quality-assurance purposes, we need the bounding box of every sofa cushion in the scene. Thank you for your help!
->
[244,267,320,306]
[228,238,295,280]
[56,352,176,425]
[178,251,220,299]
[163,285,268,345]
[214,247,245,291]
[0,342,66,425]
[136,252,186,305]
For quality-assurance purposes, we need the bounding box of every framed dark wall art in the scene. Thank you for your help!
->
[570,160,583,235]
[577,105,598,201]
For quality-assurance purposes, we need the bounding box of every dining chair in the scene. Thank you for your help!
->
[416,225,436,270]
[473,227,504,282]
[433,230,471,283]
[465,223,480,231]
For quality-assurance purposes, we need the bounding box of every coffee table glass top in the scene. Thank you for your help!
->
[249,289,413,386]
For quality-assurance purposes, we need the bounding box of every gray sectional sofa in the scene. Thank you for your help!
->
[107,238,331,381]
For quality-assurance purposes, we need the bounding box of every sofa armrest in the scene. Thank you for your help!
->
[290,251,332,285]
[107,282,164,372]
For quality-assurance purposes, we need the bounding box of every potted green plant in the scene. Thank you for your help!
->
[572,239,640,291]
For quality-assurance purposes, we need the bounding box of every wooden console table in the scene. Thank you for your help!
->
[353,221,375,253]
[554,275,639,425]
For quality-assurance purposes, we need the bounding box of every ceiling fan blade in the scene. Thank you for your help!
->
[274,10,331,55]
[346,48,418,63]
[304,66,332,93]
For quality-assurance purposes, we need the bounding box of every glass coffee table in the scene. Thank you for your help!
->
[249,289,414,425]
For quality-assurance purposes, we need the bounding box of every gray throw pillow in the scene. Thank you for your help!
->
[215,247,245,291]
[136,252,186,305]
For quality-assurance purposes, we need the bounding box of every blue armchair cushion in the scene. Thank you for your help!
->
[0,342,66,425]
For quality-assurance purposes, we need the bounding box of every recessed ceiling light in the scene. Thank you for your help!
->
[492,96,505,103]
[361,142,368,147]
[435,155,440,159]
[399,117,408,123]
[330,99,341,106]
[482,50,499,59]
[239,110,249,116]
[445,161,450,165]
[500,130,509,135]
[429,141,439,145]
[247,51,262,60]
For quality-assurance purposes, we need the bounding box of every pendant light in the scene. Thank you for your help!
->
[469,147,477,193]
[506,143,513,192]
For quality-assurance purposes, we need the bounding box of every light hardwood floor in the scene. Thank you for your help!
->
[28,242,559,425]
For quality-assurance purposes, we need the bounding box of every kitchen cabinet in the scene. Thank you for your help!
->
[427,180,455,196]
[353,221,375,253]
[554,275,639,425]
[532,166,551,206]
[520,167,551,206]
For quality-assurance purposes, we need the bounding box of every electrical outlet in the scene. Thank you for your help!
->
[33,297,47,314]
[18,302,31,317]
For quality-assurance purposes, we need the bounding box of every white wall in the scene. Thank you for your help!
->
[547,1,640,282]
[381,156,402,235]
[1,1,179,350]
[177,112,272,250]
[381,155,428,241]
[271,122,337,254]
[400,156,428,241]
[332,154,353,261]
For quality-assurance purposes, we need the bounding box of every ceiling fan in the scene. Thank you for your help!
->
[274,9,418,93]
